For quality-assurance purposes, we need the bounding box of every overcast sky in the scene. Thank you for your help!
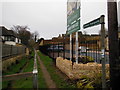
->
[1,0,120,39]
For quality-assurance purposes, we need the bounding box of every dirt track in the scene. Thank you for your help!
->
[36,52,57,88]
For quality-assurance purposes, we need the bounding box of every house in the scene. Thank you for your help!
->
[0,26,21,45]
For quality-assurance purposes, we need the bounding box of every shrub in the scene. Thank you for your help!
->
[78,56,94,64]
[77,75,94,89]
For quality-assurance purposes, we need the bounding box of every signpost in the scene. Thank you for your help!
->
[67,3,80,35]
[83,15,106,88]
[67,0,80,64]
[83,18,100,29]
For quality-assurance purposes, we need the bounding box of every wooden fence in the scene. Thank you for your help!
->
[2,44,26,59]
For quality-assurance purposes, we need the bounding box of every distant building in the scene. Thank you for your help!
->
[0,26,21,45]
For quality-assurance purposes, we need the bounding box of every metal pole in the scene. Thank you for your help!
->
[96,42,97,63]
[53,42,54,59]
[64,36,66,59]
[76,32,78,64]
[58,42,59,57]
[72,35,74,63]
[70,34,72,61]
[100,15,106,89]
[63,35,65,59]
[85,37,87,63]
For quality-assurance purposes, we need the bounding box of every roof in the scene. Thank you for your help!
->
[0,26,17,37]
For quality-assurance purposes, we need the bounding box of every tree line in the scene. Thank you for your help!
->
[11,25,40,48]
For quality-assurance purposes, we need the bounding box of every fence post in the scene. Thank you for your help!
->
[63,35,65,59]
[85,39,87,62]
[53,42,54,59]
[58,42,59,57]
[10,45,12,56]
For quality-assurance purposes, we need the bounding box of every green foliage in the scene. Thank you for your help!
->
[79,56,94,64]
[76,72,103,88]
[87,56,94,62]
[77,75,94,89]
[84,82,94,88]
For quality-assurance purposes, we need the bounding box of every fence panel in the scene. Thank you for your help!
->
[2,44,26,59]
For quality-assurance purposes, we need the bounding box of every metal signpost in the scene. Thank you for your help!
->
[67,0,80,64]
[83,18,100,29]
[83,15,106,88]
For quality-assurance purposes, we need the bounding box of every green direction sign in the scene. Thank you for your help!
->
[83,18,100,29]
[67,8,80,26]
[67,0,80,35]
[67,20,80,35]
[67,8,80,35]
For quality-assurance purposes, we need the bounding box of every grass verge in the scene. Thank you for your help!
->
[2,51,34,89]
[3,57,27,75]
[37,51,76,88]
[37,58,48,88]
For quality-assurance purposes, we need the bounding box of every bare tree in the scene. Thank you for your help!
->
[11,25,31,46]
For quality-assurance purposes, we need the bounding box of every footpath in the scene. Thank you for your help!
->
[36,51,57,88]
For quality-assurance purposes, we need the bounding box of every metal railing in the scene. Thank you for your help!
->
[33,50,38,89]
[40,37,109,64]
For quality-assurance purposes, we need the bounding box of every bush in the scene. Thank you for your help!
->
[77,75,94,89]
[78,56,94,64]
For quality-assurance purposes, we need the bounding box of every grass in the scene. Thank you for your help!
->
[11,52,34,88]
[2,57,28,89]
[2,81,9,89]
[37,51,77,88]
[11,77,33,88]
[22,59,34,72]
[2,51,35,89]
[3,57,27,75]
[37,58,48,88]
